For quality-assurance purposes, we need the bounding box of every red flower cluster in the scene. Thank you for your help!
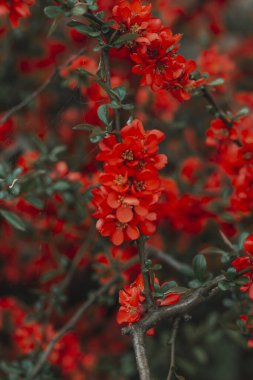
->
[198,45,235,93]
[232,256,253,300]
[60,55,97,90]
[0,0,35,28]
[0,297,84,373]
[117,274,181,324]
[92,119,167,245]
[111,0,205,101]
[240,314,253,348]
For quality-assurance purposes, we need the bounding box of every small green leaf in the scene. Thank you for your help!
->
[71,4,87,16]
[68,21,101,37]
[113,86,126,101]
[44,6,63,18]
[0,210,26,231]
[73,124,96,131]
[225,267,237,281]
[53,181,71,192]
[188,279,202,289]
[193,254,207,280]
[218,280,231,291]
[113,33,138,47]
[89,127,106,143]
[237,231,250,250]
[97,105,109,125]
[25,196,44,210]
[235,107,249,119]
[208,78,225,87]
[151,264,162,271]
[235,276,250,286]
[161,281,178,293]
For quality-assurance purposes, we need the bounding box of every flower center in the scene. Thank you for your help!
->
[116,222,128,230]
[135,181,146,191]
[122,149,134,161]
[114,175,124,185]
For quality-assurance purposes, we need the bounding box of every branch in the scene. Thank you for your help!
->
[28,276,119,380]
[101,46,121,137]
[167,318,180,380]
[201,86,233,128]
[147,245,194,276]
[130,327,152,380]
[138,235,155,309]
[122,274,225,335]
[0,48,86,124]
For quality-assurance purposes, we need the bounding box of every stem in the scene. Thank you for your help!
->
[131,327,152,380]
[101,46,121,138]
[167,318,180,380]
[0,48,86,124]
[201,86,233,128]
[138,235,154,310]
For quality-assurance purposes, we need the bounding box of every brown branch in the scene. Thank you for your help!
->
[122,274,225,336]
[28,276,119,380]
[167,318,180,380]
[130,327,152,380]
[0,48,86,124]
[138,235,155,310]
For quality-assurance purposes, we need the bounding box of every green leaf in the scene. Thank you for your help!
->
[44,6,63,18]
[113,86,126,101]
[71,4,87,16]
[237,231,250,250]
[235,276,250,286]
[151,264,162,271]
[113,33,138,47]
[188,279,202,289]
[97,105,109,125]
[89,127,106,143]
[0,210,26,231]
[235,107,249,119]
[218,280,231,291]
[225,267,237,281]
[193,254,207,280]
[73,124,96,131]
[161,281,178,293]
[25,196,44,210]
[208,78,225,87]
[53,181,71,192]
[68,21,100,37]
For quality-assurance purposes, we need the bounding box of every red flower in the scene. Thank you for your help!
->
[93,119,167,245]
[0,0,35,28]
[244,234,253,257]
[117,274,181,325]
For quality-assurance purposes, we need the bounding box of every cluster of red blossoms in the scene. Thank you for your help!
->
[231,234,253,347]
[92,119,167,245]
[111,0,205,101]
[0,298,84,373]
[0,0,35,28]
[117,274,181,325]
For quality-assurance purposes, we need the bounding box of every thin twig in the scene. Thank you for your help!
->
[0,48,86,124]
[138,235,154,310]
[201,86,233,128]
[147,245,194,276]
[101,46,121,137]
[167,318,180,380]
